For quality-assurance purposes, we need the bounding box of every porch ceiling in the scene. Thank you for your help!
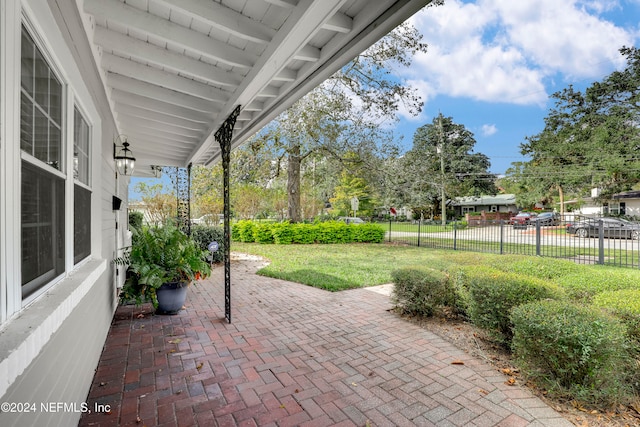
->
[79,0,430,176]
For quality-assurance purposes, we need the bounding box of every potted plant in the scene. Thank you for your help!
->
[115,223,211,314]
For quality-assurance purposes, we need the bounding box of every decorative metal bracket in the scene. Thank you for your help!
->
[166,165,192,236]
[214,105,241,323]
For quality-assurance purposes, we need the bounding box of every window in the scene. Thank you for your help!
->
[21,25,65,298]
[490,205,498,213]
[74,108,91,263]
[462,207,475,214]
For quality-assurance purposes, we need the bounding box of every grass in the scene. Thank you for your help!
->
[232,242,640,292]
[232,242,501,291]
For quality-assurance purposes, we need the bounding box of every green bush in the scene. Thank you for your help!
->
[466,267,564,343]
[592,289,640,344]
[391,267,453,317]
[128,210,144,231]
[271,222,294,244]
[316,221,352,243]
[236,220,256,243]
[352,223,385,243]
[292,223,316,244]
[493,256,583,280]
[253,223,274,244]
[190,225,225,264]
[511,300,633,405]
[556,266,640,302]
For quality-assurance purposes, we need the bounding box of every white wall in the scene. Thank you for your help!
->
[0,1,125,425]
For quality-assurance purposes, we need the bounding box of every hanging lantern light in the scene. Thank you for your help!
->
[113,135,136,176]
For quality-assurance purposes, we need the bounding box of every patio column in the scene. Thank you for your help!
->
[169,164,192,235]
[215,105,241,323]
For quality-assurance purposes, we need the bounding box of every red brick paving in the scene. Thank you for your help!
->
[79,258,572,427]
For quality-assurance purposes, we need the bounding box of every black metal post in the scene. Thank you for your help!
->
[214,105,241,324]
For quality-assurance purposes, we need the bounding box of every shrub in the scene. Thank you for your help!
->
[493,256,583,280]
[253,223,274,244]
[556,266,640,302]
[128,210,144,231]
[466,267,564,343]
[292,223,316,244]
[316,221,352,243]
[190,225,225,264]
[236,220,256,242]
[391,267,453,317]
[592,289,640,344]
[352,223,385,243]
[271,222,294,244]
[511,300,633,406]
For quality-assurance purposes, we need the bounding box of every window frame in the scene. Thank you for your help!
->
[19,21,68,305]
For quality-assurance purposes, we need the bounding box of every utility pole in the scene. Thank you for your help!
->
[437,114,446,227]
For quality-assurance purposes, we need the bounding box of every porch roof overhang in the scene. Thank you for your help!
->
[77,0,432,176]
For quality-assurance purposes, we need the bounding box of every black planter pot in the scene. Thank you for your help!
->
[155,281,189,315]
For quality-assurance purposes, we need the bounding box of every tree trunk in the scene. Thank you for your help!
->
[287,144,302,223]
[557,184,565,218]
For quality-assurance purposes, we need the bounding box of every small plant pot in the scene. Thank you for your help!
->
[155,281,189,315]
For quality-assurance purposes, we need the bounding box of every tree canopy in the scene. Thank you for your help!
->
[506,46,640,210]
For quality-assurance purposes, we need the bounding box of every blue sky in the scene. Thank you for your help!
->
[395,0,640,174]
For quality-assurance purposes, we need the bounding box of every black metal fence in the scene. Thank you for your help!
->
[381,214,640,268]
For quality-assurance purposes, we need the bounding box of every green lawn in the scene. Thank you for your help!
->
[232,242,503,291]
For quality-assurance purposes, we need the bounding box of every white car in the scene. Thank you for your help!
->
[338,217,364,224]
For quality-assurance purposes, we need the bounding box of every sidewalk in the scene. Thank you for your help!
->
[79,257,573,426]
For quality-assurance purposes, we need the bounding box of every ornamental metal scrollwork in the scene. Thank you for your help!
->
[166,165,192,236]
[215,105,241,324]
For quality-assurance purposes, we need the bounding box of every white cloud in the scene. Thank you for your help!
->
[481,124,498,136]
[400,0,637,119]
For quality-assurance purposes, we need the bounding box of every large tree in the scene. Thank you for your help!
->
[253,18,433,222]
[509,46,640,211]
[401,114,497,220]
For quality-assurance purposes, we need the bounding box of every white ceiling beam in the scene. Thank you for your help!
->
[274,68,297,82]
[126,129,200,145]
[102,54,231,103]
[294,44,321,61]
[323,12,353,33]
[93,27,241,88]
[243,100,264,112]
[125,132,197,148]
[188,0,348,164]
[110,89,213,123]
[259,86,280,98]
[154,0,276,44]
[115,104,209,130]
[264,0,298,8]
[118,118,205,138]
[107,73,220,114]
[84,0,256,68]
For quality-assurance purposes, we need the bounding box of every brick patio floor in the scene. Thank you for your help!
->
[79,257,573,427]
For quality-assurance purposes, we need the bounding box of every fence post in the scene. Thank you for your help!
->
[500,220,504,254]
[417,219,421,247]
[453,221,457,250]
[598,220,605,265]
[535,220,541,256]
[389,219,392,243]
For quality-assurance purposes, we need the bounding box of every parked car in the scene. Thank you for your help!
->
[509,212,537,225]
[530,212,560,226]
[338,217,364,224]
[192,214,224,225]
[566,217,640,239]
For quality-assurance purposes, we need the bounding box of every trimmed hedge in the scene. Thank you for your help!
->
[465,266,564,343]
[556,267,640,302]
[229,220,385,244]
[511,300,633,405]
[391,267,453,317]
[190,224,225,264]
[592,289,640,344]
[492,256,583,280]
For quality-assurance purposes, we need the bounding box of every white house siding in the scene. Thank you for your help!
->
[0,1,125,425]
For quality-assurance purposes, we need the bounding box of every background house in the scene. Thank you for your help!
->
[452,194,518,217]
